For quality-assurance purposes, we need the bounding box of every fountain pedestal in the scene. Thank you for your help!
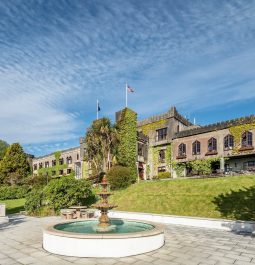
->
[92,176,117,232]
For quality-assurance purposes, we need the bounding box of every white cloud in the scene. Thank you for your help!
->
[0,0,255,154]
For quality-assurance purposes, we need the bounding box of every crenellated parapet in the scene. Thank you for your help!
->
[174,115,255,139]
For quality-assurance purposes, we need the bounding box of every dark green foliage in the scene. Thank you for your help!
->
[213,186,255,221]
[25,188,44,215]
[107,166,133,190]
[0,185,30,200]
[0,140,9,160]
[0,143,30,184]
[43,176,93,211]
[23,174,48,187]
[157,172,171,179]
[85,118,119,175]
[116,108,137,182]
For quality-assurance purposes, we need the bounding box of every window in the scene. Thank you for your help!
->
[224,135,234,150]
[45,161,49,168]
[158,149,166,163]
[67,168,72,174]
[39,162,43,169]
[243,161,255,170]
[33,164,37,170]
[59,158,64,165]
[138,143,144,156]
[59,170,63,175]
[241,131,252,147]
[66,156,72,164]
[52,160,56,166]
[158,166,166,173]
[52,171,56,176]
[208,137,217,152]
[178,143,186,157]
[77,154,79,160]
[177,125,180,133]
[156,128,167,141]
[192,141,201,155]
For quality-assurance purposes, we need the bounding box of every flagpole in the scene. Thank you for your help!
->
[125,82,128,108]
[96,99,98,120]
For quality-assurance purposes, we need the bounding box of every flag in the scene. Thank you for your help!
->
[127,84,135,93]
[97,101,101,111]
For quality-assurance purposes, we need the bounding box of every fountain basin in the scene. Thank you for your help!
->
[43,218,164,257]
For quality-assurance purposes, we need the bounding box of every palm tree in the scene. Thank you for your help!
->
[85,118,119,175]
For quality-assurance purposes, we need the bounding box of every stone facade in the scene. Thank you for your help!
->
[32,106,255,179]
[172,115,255,176]
[32,146,88,179]
[136,107,191,179]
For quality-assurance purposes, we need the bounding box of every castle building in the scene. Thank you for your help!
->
[32,106,255,179]
[172,115,255,176]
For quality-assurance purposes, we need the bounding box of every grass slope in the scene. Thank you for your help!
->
[110,175,255,220]
[0,198,25,214]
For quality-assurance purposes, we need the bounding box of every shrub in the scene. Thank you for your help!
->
[158,172,171,179]
[25,188,44,215]
[23,174,48,187]
[0,185,30,200]
[107,166,133,190]
[43,176,93,212]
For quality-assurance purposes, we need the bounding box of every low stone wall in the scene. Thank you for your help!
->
[94,210,255,234]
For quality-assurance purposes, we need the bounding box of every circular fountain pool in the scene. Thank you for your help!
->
[43,218,164,257]
[54,219,154,233]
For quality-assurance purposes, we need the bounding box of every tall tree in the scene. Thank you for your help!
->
[0,140,9,160]
[0,143,30,185]
[85,118,119,175]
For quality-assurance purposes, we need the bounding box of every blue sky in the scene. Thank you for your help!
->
[1,0,255,156]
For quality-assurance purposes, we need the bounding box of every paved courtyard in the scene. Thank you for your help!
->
[0,215,254,265]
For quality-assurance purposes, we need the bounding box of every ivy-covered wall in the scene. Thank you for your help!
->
[229,122,255,153]
[38,151,68,177]
[139,119,167,136]
[150,144,171,176]
[117,108,137,181]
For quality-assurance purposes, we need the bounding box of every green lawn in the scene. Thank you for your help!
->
[0,198,25,214]
[109,175,255,220]
[1,175,255,220]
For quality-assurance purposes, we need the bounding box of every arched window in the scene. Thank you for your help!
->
[192,141,201,155]
[224,134,234,150]
[178,143,186,156]
[242,131,252,147]
[208,137,217,152]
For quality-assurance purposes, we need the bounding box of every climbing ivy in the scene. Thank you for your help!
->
[151,144,171,176]
[116,108,137,182]
[38,151,68,178]
[171,161,186,177]
[188,157,220,175]
[229,122,255,153]
[140,119,167,136]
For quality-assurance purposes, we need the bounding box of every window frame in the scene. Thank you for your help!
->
[158,149,166,163]
[192,140,201,155]
[156,127,167,142]
[178,143,186,157]
[224,134,234,150]
[208,137,217,152]
[241,131,253,147]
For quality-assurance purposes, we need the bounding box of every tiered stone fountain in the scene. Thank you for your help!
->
[43,176,164,257]
[93,175,117,232]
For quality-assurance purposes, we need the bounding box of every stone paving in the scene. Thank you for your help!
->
[0,215,255,265]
